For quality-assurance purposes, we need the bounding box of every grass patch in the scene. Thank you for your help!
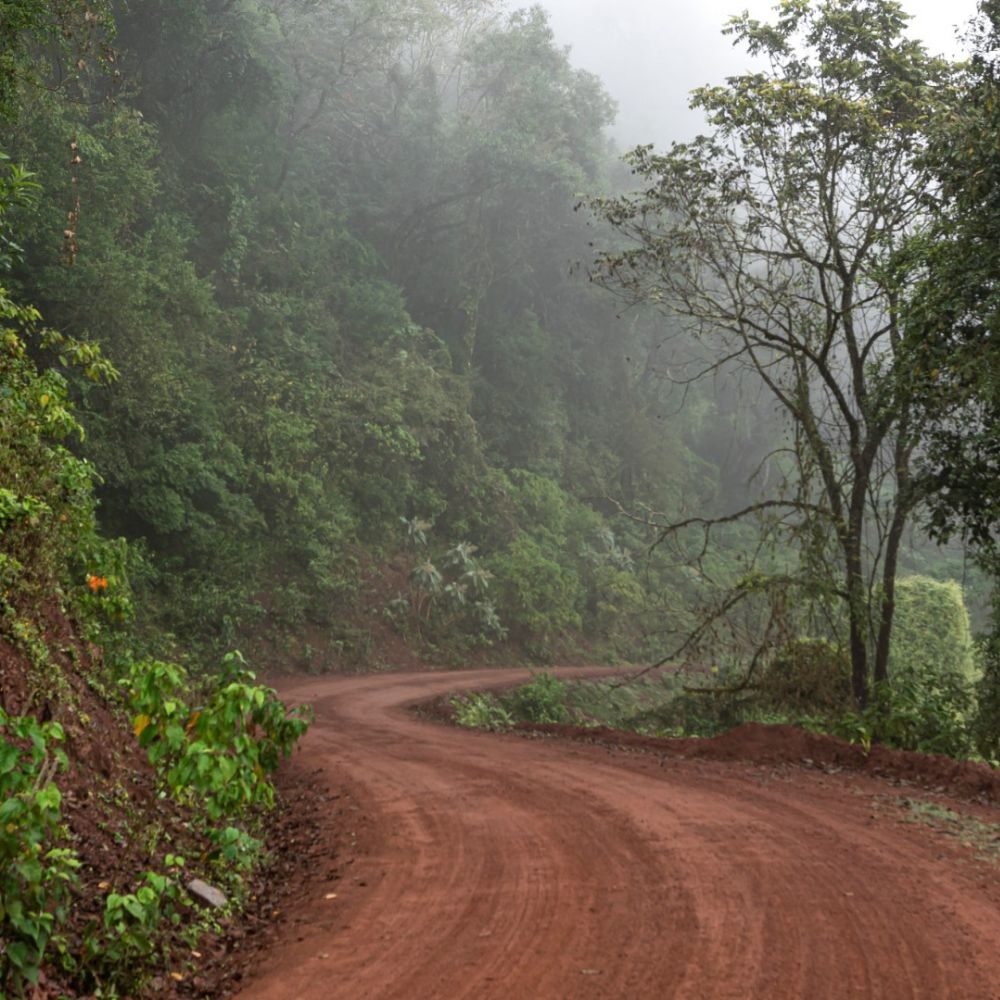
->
[899,797,1000,864]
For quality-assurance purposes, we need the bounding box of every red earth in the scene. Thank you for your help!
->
[235,668,1000,1000]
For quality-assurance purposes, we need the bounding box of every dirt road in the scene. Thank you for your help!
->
[237,669,1000,1000]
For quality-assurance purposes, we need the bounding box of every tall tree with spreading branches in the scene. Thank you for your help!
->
[590,0,954,707]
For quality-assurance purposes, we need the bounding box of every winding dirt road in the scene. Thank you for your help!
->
[238,669,1000,1000]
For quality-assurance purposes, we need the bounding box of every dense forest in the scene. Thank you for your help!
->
[2,0,1000,992]
[4,0,716,669]
[3,0,823,687]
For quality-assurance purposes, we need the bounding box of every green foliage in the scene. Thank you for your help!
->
[835,677,973,758]
[636,685,753,739]
[451,673,568,731]
[757,639,853,716]
[898,2,1000,554]
[863,576,977,755]
[0,0,113,123]
[487,535,581,643]
[514,670,754,738]
[0,0,709,673]
[389,525,507,650]
[122,651,311,822]
[889,577,977,685]
[893,5,1000,765]
[0,159,117,627]
[81,858,187,984]
[972,622,1000,762]
[563,676,678,730]
[0,711,79,994]
[584,564,646,651]
[504,672,567,725]
[589,0,957,706]
[451,692,513,732]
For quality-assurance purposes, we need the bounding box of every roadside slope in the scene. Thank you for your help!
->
[238,669,1000,1000]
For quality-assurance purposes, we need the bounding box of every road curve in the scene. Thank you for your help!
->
[237,669,1000,1000]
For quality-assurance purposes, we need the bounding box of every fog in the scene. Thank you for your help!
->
[539,0,980,148]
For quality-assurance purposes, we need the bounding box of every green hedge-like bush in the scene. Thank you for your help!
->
[487,535,582,641]
[889,576,976,685]
[973,625,1000,762]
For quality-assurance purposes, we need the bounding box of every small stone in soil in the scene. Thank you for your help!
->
[187,878,229,908]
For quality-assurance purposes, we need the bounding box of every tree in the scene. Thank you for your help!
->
[590,0,953,706]
[0,0,113,122]
[899,0,1000,553]
[898,0,1000,756]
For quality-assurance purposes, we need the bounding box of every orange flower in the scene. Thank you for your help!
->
[86,574,109,593]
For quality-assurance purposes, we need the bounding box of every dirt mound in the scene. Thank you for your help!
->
[517,720,1000,803]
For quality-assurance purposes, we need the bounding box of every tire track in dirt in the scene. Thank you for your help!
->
[237,669,1000,1000]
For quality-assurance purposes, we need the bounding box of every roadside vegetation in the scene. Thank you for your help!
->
[456,573,990,761]
[0,235,309,990]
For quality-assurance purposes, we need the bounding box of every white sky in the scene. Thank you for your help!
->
[538,0,981,147]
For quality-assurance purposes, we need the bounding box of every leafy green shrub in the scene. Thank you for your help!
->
[756,638,852,715]
[890,576,977,684]
[973,631,1000,762]
[583,564,646,651]
[75,856,189,992]
[451,692,513,731]
[209,825,262,870]
[558,672,753,738]
[822,577,979,758]
[122,651,311,821]
[504,671,567,724]
[0,711,80,994]
[389,526,508,648]
[563,677,658,728]
[835,676,973,758]
[637,687,751,738]
[558,673,757,736]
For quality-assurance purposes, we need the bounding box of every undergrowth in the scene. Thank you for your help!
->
[451,656,992,767]
[0,647,311,996]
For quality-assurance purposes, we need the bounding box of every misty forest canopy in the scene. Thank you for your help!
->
[0,0,999,744]
[3,0,738,673]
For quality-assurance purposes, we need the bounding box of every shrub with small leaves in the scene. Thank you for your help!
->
[756,639,852,716]
[889,577,977,686]
[972,641,1000,763]
[78,857,187,989]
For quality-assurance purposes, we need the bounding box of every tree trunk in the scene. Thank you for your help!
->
[873,509,906,689]
[848,591,869,708]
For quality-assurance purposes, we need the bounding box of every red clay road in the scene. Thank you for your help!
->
[237,668,1000,1000]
